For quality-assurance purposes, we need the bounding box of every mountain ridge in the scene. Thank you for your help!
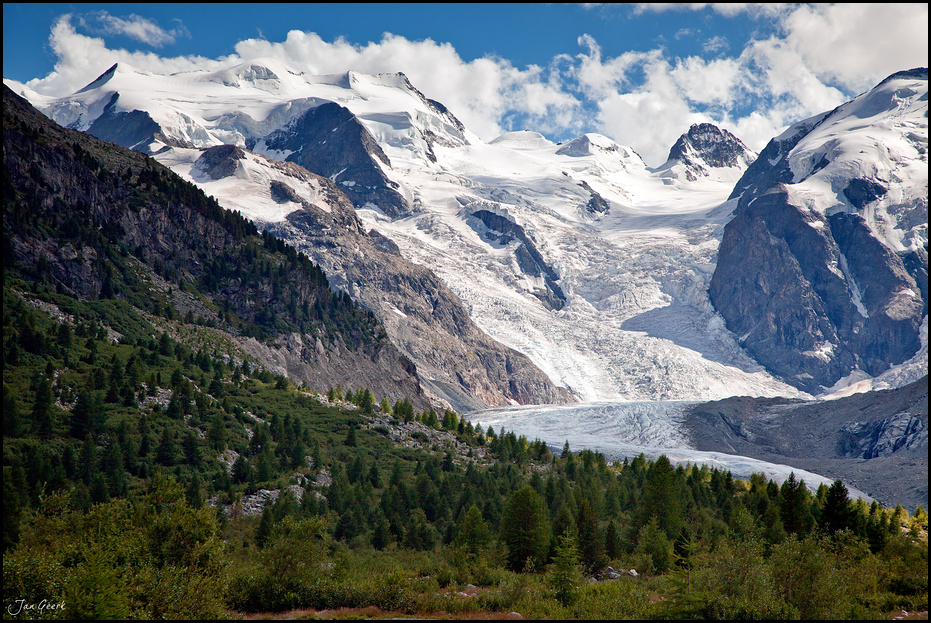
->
[711,68,927,393]
[2,84,428,409]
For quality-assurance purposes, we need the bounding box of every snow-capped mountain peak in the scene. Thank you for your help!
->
[653,122,756,183]
[710,68,927,394]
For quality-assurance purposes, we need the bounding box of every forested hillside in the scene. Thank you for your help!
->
[2,84,927,620]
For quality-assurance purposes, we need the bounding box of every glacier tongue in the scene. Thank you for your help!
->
[467,401,873,501]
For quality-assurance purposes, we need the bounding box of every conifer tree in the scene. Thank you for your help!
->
[605,520,622,560]
[32,376,54,438]
[637,516,674,574]
[156,428,177,467]
[779,472,811,536]
[821,479,854,534]
[4,384,22,437]
[344,422,358,447]
[577,497,607,572]
[255,505,274,549]
[231,454,250,484]
[454,504,492,557]
[500,484,550,571]
[549,532,583,606]
[633,454,684,541]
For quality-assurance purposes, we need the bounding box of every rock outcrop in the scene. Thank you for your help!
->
[253,102,410,217]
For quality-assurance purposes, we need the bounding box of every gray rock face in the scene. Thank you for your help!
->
[85,92,167,153]
[254,102,410,217]
[261,176,574,411]
[660,123,755,181]
[194,144,246,179]
[468,209,567,311]
[839,413,927,459]
[668,123,753,169]
[686,375,928,509]
[711,187,923,393]
[577,180,610,216]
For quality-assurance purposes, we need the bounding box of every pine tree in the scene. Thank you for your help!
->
[31,376,54,438]
[605,519,622,561]
[3,384,22,437]
[500,484,550,572]
[454,504,492,557]
[255,505,274,549]
[633,454,684,541]
[372,513,391,550]
[79,434,98,485]
[577,497,607,572]
[359,389,374,414]
[368,463,382,489]
[779,472,811,536]
[231,454,250,484]
[344,422,358,447]
[637,516,674,574]
[155,428,176,466]
[549,532,583,606]
[821,479,854,534]
[186,473,204,509]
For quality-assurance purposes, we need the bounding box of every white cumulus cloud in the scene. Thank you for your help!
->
[16,6,928,168]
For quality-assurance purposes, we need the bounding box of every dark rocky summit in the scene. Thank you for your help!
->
[253,102,410,217]
[668,123,753,169]
[658,123,755,181]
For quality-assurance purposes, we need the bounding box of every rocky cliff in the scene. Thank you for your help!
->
[253,102,411,218]
[686,375,928,510]
[709,70,927,393]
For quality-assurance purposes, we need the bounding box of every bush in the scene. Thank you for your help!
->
[572,581,651,620]
[769,535,849,619]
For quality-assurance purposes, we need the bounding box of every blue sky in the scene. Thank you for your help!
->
[3,3,927,165]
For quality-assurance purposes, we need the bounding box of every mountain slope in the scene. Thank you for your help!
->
[685,375,928,510]
[154,143,573,411]
[710,69,928,393]
[2,84,426,407]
